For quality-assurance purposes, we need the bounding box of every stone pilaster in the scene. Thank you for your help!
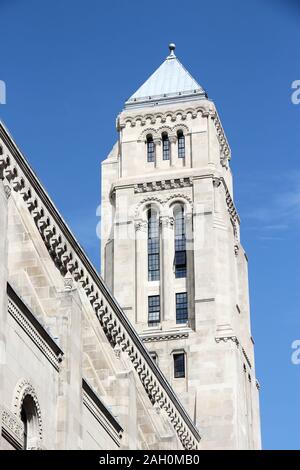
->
[55,288,83,449]
[160,215,174,323]
[134,220,148,324]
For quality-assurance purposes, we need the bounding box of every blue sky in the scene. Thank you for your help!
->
[0,0,299,450]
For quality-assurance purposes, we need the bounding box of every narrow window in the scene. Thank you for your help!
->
[177,130,185,158]
[148,295,160,327]
[147,134,155,162]
[176,292,188,324]
[174,205,187,278]
[148,209,160,281]
[149,352,158,364]
[174,353,185,378]
[162,132,170,160]
[0,145,3,155]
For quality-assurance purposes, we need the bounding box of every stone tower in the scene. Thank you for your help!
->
[101,44,261,449]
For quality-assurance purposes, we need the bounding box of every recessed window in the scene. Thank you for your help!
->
[146,134,155,162]
[148,295,160,327]
[173,353,185,378]
[177,130,185,158]
[174,205,187,278]
[148,209,160,281]
[149,352,158,364]
[20,394,39,450]
[0,145,3,155]
[162,132,170,160]
[21,404,28,450]
[176,292,188,324]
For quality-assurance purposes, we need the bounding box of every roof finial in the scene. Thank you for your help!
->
[168,43,176,57]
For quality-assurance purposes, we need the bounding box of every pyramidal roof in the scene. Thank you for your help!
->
[125,44,207,109]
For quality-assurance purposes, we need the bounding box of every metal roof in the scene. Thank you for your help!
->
[125,44,206,109]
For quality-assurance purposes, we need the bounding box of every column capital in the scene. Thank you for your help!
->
[134,219,148,232]
[159,215,174,229]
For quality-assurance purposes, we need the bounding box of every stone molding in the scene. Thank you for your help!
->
[142,332,189,343]
[138,123,190,142]
[215,335,255,382]
[1,405,24,450]
[118,105,212,130]
[134,177,192,194]
[7,283,63,371]
[0,122,200,450]
[210,110,231,167]
[82,379,123,446]
[12,378,43,449]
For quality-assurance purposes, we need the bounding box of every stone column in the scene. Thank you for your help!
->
[160,215,174,323]
[169,134,177,167]
[185,212,195,328]
[134,219,148,325]
[153,138,161,168]
[55,286,83,449]
[0,179,8,409]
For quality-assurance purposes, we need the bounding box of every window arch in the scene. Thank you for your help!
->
[173,204,187,278]
[146,134,155,162]
[177,130,185,158]
[147,207,160,281]
[13,379,43,450]
[20,395,41,450]
[162,132,170,160]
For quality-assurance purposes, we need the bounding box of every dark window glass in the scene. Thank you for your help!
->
[149,352,157,364]
[21,404,28,450]
[148,295,160,327]
[148,209,160,281]
[177,131,185,158]
[147,135,155,162]
[176,292,188,324]
[174,353,185,378]
[162,133,170,160]
[174,206,186,278]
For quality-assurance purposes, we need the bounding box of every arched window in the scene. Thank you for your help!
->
[174,204,186,278]
[20,395,40,450]
[162,132,170,160]
[146,134,155,162]
[148,208,160,281]
[177,130,185,158]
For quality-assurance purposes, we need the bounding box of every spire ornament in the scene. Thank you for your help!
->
[168,43,176,58]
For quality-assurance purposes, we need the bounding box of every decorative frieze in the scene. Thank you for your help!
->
[1,406,24,450]
[142,332,189,343]
[134,177,192,194]
[118,105,210,131]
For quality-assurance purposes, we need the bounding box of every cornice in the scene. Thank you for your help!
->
[134,177,192,194]
[7,283,63,371]
[117,104,213,130]
[0,122,200,450]
[141,331,189,343]
[82,379,123,445]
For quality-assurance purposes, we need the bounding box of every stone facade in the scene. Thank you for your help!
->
[0,121,199,450]
[101,46,261,449]
[0,45,261,451]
